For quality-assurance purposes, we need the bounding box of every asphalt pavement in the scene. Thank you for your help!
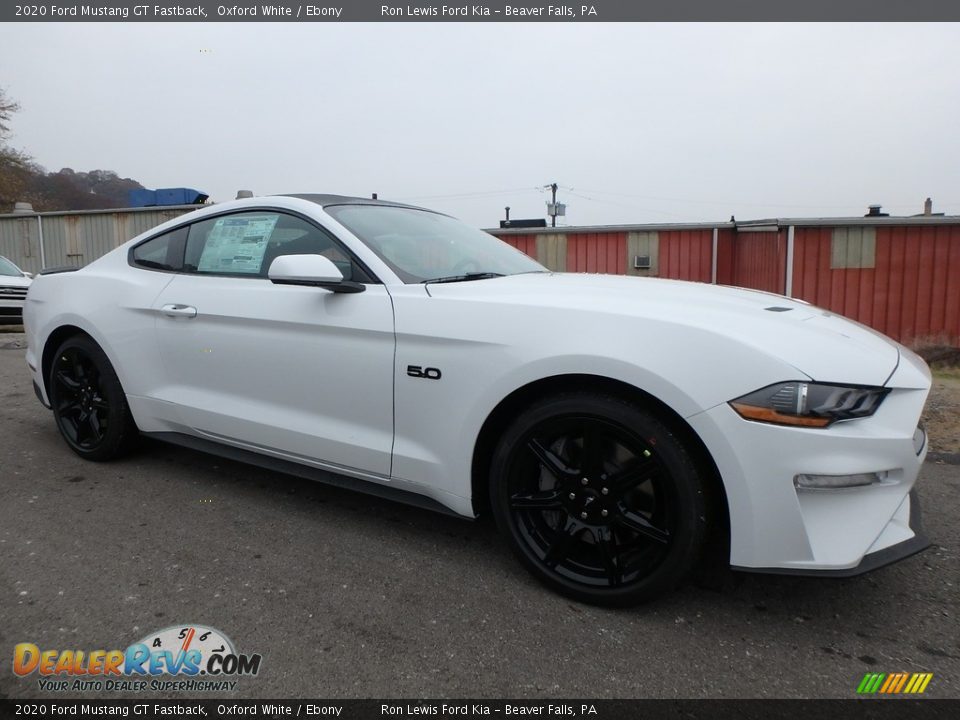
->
[0,333,957,699]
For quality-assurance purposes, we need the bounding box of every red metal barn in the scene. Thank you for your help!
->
[493,216,960,346]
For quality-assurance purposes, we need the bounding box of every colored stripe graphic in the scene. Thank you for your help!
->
[857,672,932,694]
[893,673,909,693]
[857,673,885,694]
[910,673,933,694]
[879,674,897,693]
[904,674,920,693]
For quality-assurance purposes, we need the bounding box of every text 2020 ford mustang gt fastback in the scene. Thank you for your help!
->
[23,194,931,605]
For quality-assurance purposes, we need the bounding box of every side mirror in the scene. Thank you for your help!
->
[24,272,34,279]
[268,254,365,294]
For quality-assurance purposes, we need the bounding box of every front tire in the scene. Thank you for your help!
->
[48,335,138,461]
[490,392,707,606]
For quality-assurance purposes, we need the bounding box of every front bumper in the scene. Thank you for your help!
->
[33,379,51,409]
[732,487,929,576]
[687,348,931,574]
[0,306,24,323]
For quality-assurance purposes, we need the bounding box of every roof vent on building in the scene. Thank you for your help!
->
[913,197,944,217]
[236,190,254,199]
[865,204,889,218]
[500,218,547,229]
[12,202,34,214]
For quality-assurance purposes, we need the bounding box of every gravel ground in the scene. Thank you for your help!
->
[924,371,960,456]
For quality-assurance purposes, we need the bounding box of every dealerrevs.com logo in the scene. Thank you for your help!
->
[13,625,262,693]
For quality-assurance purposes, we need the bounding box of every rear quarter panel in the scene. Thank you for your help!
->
[25,250,176,427]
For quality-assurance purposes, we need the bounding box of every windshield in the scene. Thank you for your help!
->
[0,257,23,277]
[325,205,546,283]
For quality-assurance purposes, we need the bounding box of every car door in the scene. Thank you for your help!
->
[151,209,395,477]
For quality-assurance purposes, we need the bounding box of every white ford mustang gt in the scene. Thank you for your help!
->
[23,194,931,605]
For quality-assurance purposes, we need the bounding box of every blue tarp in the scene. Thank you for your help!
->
[128,188,209,207]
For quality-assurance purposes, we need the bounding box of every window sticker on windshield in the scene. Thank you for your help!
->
[197,215,278,274]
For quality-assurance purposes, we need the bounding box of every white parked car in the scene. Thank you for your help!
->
[0,254,33,324]
[23,195,931,605]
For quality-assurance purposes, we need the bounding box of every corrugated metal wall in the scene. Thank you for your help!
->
[497,228,718,281]
[732,230,786,294]
[0,207,195,271]
[536,234,567,271]
[501,233,537,259]
[793,227,872,326]
[792,225,960,345]
[43,209,191,267]
[659,229,713,282]
[715,229,736,285]
[0,216,43,274]
[567,232,626,274]
[626,231,659,276]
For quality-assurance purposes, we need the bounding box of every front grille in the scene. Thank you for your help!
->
[0,286,28,300]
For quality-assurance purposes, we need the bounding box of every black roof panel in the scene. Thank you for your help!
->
[279,193,430,212]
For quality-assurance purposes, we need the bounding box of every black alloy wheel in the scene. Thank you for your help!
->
[490,392,707,606]
[49,335,138,460]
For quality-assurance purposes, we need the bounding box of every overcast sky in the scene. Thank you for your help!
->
[2,22,958,226]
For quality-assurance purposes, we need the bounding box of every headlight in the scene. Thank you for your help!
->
[729,382,889,428]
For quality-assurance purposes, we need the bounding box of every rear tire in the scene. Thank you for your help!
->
[490,392,707,606]
[48,335,138,460]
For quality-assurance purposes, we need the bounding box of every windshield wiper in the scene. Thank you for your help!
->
[422,272,505,285]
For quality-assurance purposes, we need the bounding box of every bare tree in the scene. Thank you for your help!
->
[0,86,20,140]
[0,87,37,211]
[0,87,147,212]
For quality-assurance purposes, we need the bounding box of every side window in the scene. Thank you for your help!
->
[184,213,280,276]
[183,211,367,281]
[131,226,188,271]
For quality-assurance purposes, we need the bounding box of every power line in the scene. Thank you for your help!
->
[564,190,694,220]
[394,187,539,202]
[564,186,947,211]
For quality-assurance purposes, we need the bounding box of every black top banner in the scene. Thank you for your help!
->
[0,700,957,720]
[3,0,960,22]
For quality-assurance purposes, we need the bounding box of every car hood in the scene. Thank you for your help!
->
[0,274,31,288]
[426,272,901,386]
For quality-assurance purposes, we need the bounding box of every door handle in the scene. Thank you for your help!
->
[161,304,198,318]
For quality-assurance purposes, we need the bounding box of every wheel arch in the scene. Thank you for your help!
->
[41,325,92,399]
[470,373,730,561]
[41,323,140,459]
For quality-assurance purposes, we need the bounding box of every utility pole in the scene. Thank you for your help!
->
[544,182,564,227]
